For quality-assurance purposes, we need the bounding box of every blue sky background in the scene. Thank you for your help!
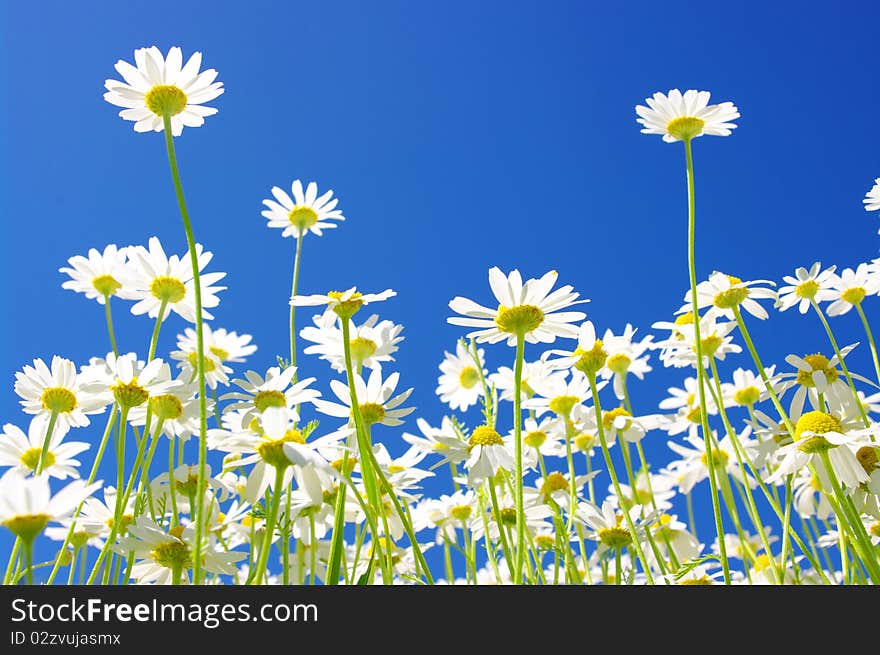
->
[2,0,880,576]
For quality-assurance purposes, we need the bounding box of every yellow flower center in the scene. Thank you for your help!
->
[150,539,191,569]
[469,425,504,448]
[700,448,730,470]
[548,395,581,417]
[253,389,287,412]
[603,406,632,431]
[794,411,841,453]
[356,402,386,426]
[597,515,631,549]
[149,394,184,420]
[606,353,632,375]
[573,339,607,375]
[111,379,149,408]
[328,290,364,319]
[494,304,544,335]
[350,337,377,364]
[535,535,556,551]
[331,456,358,475]
[288,206,319,231]
[795,353,839,387]
[679,575,713,585]
[209,346,230,361]
[458,366,480,389]
[855,446,878,475]
[40,386,77,413]
[574,433,596,452]
[841,287,867,306]
[106,513,135,535]
[540,471,569,496]
[733,385,761,406]
[144,84,188,117]
[713,275,749,309]
[685,405,703,424]
[175,470,200,497]
[20,448,55,471]
[524,430,547,448]
[187,351,217,373]
[92,274,121,297]
[666,116,705,141]
[450,505,473,521]
[795,280,819,300]
[700,334,724,356]
[3,514,51,542]
[497,507,518,527]
[150,276,186,304]
[257,429,304,469]
[870,522,880,539]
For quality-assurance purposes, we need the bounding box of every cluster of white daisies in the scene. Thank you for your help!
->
[2,47,879,586]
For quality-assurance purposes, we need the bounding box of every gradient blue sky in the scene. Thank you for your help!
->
[2,1,879,571]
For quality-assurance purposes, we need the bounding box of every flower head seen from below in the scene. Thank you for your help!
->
[636,89,739,143]
[864,178,880,229]
[58,244,131,304]
[262,180,345,238]
[104,46,223,136]
[122,237,226,324]
[14,355,109,428]
[776,263,838,314]
[291,288,396,321]
[436,340,487,411]
[448,267,587,346]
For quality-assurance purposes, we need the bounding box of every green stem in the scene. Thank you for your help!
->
[810,300,870,427]
[147,299,168,362]
[168,436,179,527]
[683,137,731,584]
[24,540,34,586]
[512,332,526,584]
[289,229,305,366]
[855,303,880,386]
[35,410,59,476]
[251,466,286,585]
[162,113,209,584]
[103,294,118,356]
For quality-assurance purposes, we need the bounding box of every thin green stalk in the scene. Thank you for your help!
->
[251,466,286,585]
[147,299,168,362]
[103,295,118,356]
[289,229,305,366]
[3,539,20,585]
[512,332,526,584]
[487,479,515,579]
[855,303,880,386]
[35,410,59,476]
[45,407,117,583]
[810,300,870,427]
[161,114,209,584]
[683,137,731,584]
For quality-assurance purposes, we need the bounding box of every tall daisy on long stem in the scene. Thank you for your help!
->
[448,267,587,583]
[636,88,740,583]
[262,180,345,367]
[105,45,224,583]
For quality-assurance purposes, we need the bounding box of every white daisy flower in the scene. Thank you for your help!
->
[221,365,320,425]
[777,347,866,417]
[80,352,178,411]
[436,340,487,411]
[599,323,654,399]
[524,369,593,419]
[261,180,345,238]
[635,89,739,142]
[104,46,223,136]
[14,355,109,428]
[863,178,880,224]
[128,376,209,441]
[681,271,777,321]
[300,311,403,373]
[291,287,396,320]
[171,324,257,389]
[401,417,470,466]
[118,516,243,585]
[412,489,478,545]
[766,411,868,490]
[826,263,880,316]
[776,262,838,313]
[0,416,88,479]
[729,366,775,408]
[122,237,227,324]
[576,499,643,554]
[657,376,718,437]
[469,490,552,543]
[448,267,587,346]
[464,425,514,486]
[653,313,741,368]
[313,368,415,428]
[666,430,756,494]
[489,359,560,403]
[0,470,101,543]
[58,244,132,304]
